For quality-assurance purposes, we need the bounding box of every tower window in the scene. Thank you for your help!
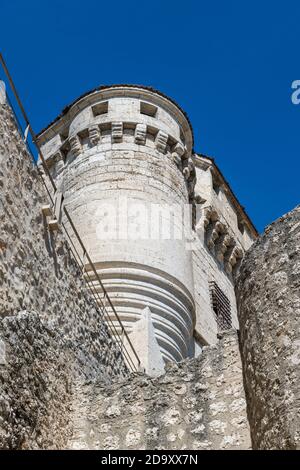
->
[213,179,221,196]
[238,219,245,234]
[209,281,232,331]
[92,101,109,116]
[140,101,157,117]
[180,128,186,145]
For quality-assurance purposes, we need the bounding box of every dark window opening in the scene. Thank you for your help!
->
[92,101,109,116]
[140,101,157,117]
[213,179,221,195]
[238,219,245,234]
[209,281,232,330]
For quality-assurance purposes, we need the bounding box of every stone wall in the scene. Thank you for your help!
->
[38,87,196,364]
[236,206,300,449]
[191,155,257,346]
[0,102,128,449]
[68,331,251,450]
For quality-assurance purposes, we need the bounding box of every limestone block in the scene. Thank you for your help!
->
[173,142,185,157]
[111,122,123,142]
[69,135,82,157]
[52,150,65,173]
[226,245,243,273]
[134,123,147,145]
[155,130,168,153]
[207,221,224,249]
[128,307,165,377]
[89,125,101,146]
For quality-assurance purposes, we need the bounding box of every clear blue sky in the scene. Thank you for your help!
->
[1,0,299,233]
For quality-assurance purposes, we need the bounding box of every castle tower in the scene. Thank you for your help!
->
[37,85,196,366]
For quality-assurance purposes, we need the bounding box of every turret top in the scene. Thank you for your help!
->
[38,85,193,154]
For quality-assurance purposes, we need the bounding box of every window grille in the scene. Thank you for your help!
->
[209,281,232,330]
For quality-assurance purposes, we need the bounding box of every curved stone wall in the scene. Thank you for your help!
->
[38,87,196,363]
[236,206,300,449]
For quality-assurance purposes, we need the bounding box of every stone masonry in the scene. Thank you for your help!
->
[37,85,258,369]
[0,101,128,449]
[236,206,300,449]
[1,83,299,450]
[68,331,251,450]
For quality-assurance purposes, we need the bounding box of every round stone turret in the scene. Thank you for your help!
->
[38,85,196,366]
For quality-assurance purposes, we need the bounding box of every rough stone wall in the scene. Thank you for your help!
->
[236,206,300,449]
[0,103,128,449]
[68,331,251,450]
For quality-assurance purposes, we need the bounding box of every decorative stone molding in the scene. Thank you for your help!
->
[202,206,218,228]
[171,142,185,169]
[89,125,101,146]
[69,135,82,157]
[111,121,123,142]
[45,150,64,174]
[207,220,225,249]
[226,246,243,273]
[54,151,65,173]
[201,205,244,273]
[155,130,168,153]
[134,123,147,145]
[182,157,197,201]
[128,307,165,376]
[44,124,195,191]
[216,234,233,262]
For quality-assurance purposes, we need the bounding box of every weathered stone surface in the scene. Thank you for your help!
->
[37,85,258,357]
[38,89,196,366]
[0,103,128,449]
[128,307,165,376]
[68,331,251,450]
[236,206,300,449]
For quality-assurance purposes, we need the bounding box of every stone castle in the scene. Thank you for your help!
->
[0,82,299,449]
[37,85,257,373]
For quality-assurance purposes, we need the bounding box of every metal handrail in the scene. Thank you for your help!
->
[0,52,141,373]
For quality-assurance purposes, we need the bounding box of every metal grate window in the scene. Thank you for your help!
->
[209,281,232,331]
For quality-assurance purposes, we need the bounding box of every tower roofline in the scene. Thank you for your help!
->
[37,84,194,150]
[194,153,259,237]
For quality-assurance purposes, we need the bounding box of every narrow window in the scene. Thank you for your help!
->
[140,101,157,117]
[238,219,245,235]
[180,128,186,145]
[213,179,221,196]
[92,101,109,117]
[209,281,232,330]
